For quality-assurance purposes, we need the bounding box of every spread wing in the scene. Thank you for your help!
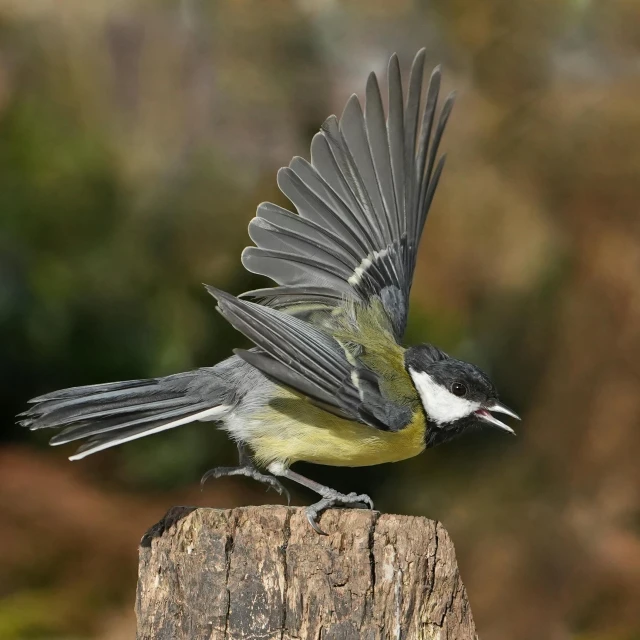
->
[206,287,413,432]
[241,49,455,340]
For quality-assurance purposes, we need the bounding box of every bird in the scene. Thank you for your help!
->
[17,49,520,534]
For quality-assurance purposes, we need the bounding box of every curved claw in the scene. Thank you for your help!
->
[341,492,374,510]
[200,466,233,489]
[358,494,374,510]
[264,478,291,505]
[306,508,328,536]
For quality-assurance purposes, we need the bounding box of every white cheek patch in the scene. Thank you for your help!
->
[409,369,480,426]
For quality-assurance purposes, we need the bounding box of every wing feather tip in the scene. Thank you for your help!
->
[202,283,221,297]
[444,90,457,108]
[413,48,427,63]
[340,93,364,126]
[203,285,236,310]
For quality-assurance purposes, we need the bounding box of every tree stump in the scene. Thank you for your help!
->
[136,506,477,639]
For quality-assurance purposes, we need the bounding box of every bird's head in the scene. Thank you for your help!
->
[404,344,519,447]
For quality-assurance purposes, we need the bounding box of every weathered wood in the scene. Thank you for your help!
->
[136,506,477,640]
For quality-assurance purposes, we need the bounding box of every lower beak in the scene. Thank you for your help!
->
[474,400,520,435]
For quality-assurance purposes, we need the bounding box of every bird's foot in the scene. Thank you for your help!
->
[305,490,374,535]
[200,466,291,504]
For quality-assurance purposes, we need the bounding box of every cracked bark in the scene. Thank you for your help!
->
[136,506,477,640]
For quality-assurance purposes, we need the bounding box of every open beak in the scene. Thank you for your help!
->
[474,400,520,435]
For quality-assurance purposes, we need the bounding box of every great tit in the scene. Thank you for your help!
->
[18,49,520,534]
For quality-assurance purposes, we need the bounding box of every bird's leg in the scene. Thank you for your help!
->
[201,443,290,503]
[268,464,374,535]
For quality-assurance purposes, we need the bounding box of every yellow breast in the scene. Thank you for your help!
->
[246,392,426,468]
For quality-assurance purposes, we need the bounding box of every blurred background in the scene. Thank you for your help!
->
[2,0,640,638]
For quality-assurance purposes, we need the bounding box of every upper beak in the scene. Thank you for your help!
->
[474,400,520,435]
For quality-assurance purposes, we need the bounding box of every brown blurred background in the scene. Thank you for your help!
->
[2,0,640,638]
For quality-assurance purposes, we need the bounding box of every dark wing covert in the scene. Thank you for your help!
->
[207,287,412,432]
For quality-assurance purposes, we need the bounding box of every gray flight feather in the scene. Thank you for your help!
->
[403,49,426,240]
[365,71,398,243]
[388,53,406,239]
[240,285,344,308]
[341,94,391,247]
[241,49,455,340]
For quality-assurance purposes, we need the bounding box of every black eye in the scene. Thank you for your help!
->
[451,382,467,397]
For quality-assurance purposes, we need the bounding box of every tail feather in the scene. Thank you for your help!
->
[68,405,228,461]
[27,379,157,403]
[19,397,197,430]
[48,405,205,446]
[18,369,234,459]
[25,384,187,415]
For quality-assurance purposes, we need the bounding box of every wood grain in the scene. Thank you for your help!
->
[136,506,477,640]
